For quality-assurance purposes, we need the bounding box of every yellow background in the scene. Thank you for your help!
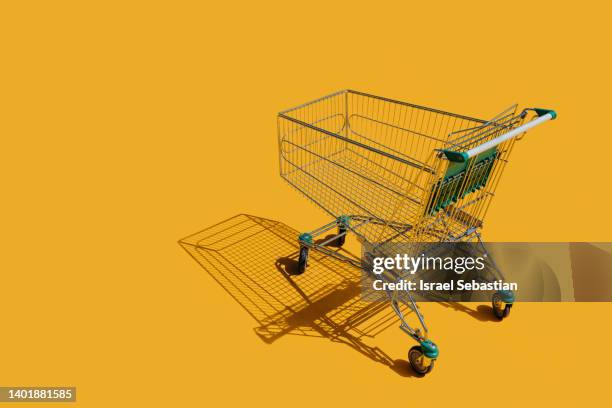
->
[1,1,611,406]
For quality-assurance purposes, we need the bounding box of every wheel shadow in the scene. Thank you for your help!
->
[390,359,421,378]
[435,302,500,322]
[179,214,418,377]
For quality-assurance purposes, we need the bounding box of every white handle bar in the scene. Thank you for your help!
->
[464,109,556,159]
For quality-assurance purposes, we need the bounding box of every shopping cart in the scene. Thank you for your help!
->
[277,90,556,375]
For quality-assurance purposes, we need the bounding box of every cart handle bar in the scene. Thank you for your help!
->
[442,108,556,162]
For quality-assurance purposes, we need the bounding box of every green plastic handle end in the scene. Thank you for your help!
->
[533,108,557,120]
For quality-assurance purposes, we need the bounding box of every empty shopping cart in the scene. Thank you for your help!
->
[277,90,556,374]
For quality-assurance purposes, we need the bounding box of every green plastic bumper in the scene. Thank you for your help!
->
[420,339,439,359]
[498,290,515,304]
[298,233,313,245]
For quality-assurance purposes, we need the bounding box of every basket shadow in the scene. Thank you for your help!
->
[179,214,417,376]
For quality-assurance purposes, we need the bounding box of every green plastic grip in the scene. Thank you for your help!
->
[533,108,557,120]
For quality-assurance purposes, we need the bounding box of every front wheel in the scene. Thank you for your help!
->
[408,346,435,375]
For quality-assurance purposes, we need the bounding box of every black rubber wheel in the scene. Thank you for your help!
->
[492,292,506,320]
[408,345,434,375]
[503,304,512,318]
[336,225,347,247]
[297,247,308,275]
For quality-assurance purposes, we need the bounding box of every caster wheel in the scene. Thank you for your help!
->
[503,304,512,318]
[408,345,434,375]
[492,292,512,320]
[297,247,309,275]
[336,225,347,247]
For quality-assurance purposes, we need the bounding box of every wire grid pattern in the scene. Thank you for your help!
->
[279,90,526,243]
[179,214,405,344]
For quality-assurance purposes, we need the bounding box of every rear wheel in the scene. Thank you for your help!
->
[336,225,347,247]
[492,292,510,320]
[297,247,309,275]
[503,303,512,318]
[408,346,434,375]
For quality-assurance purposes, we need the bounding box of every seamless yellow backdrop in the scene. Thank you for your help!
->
[1,1,611,407]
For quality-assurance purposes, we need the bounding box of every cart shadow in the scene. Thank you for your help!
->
[179,214,419,377]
